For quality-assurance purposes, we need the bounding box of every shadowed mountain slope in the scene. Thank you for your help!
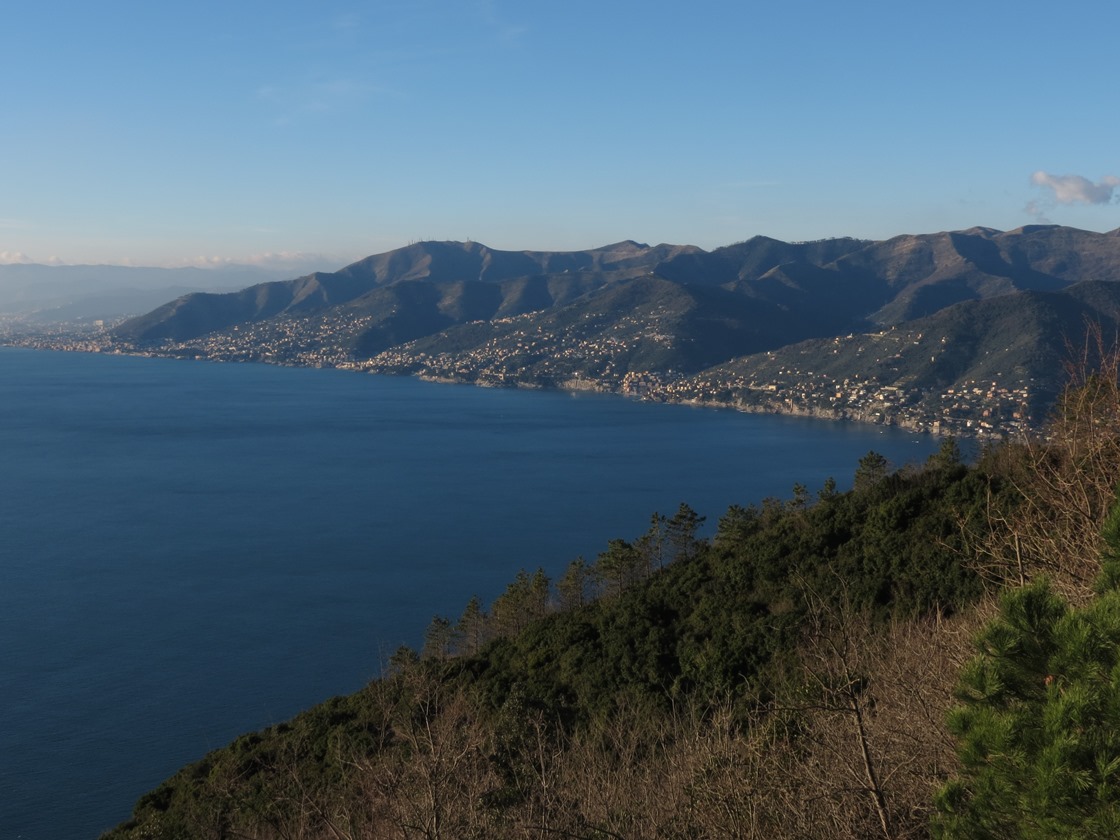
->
[114,227,1120,345]
[113,241,700,342]
[696,280,1120,414]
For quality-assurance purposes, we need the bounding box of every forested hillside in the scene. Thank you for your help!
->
[103,362,1120,839]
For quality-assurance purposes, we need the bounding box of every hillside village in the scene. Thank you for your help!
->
[6,307,1036,440]
[9,225,1120,442]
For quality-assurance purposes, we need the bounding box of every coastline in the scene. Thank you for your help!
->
[1,335,1027,441]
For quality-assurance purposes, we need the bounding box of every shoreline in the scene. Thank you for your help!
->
[1,338,1025,441]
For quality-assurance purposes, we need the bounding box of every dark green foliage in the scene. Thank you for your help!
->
[421,615,455,660]
[935,496,1120,838]
[928,436,963,471]
[853,450,890,493]
[713,503,762,549]
[102,691,389,839]
[1096,498,1120,594]
[555,556,592,611]
[455,594,487,657]
[387,644,419,675]
[105,454,994,837]
[819,476,839,501]
[934,582,1120,838]
[633,512,668,572]
[464,456,989,721]
[490,568,550,637]
[593,538,645,597]
[665,501,706,563]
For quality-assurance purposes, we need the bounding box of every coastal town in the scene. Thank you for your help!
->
[3,309,1042,440]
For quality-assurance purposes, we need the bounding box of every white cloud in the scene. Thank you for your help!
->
[0,251,35,264]
[174,251,347,273]
[1023,200,1051,224]
[1030,171,1120,205]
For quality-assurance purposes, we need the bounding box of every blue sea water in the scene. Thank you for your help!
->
[0,347,938,837]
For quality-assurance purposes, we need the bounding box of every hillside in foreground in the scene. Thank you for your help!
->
[102,443,991,838]
[103,365,1120,839]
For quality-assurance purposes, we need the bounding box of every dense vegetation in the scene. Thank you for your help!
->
[104,361,1120,839]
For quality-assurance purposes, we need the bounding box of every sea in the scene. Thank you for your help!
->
[0,346,938,838]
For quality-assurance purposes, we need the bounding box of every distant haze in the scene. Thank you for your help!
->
[0,262,345,323]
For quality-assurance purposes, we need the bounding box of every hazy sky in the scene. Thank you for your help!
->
[3,0,1118,269]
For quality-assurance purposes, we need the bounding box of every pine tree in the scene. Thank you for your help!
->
[634,512,668,573]
[926,436,963,472]
[818,476,839,502]
[934,494,1120,838]
[456,595,488,656]
[490,568,551,638]
[421,615,456,660]
[556,556,591,612]
[853,451,889,493]
[594,538,643,597]
[665,502,705,563]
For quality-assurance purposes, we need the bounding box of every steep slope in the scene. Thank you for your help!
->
[102,456,994,840]
[347,271,615,356]
[366,275,803,384]
[829,226,1120,324]
[112,227,1120,346]
[111,271,377,341]
[694,280,1120,419]
[113,241,699,342]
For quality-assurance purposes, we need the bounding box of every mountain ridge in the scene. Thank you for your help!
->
[59,225,1120,436]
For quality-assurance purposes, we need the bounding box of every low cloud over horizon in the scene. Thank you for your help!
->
[175,251,342,272]
[0,251,346,272]
[0,251,65,266]
[1030,171,1120,205]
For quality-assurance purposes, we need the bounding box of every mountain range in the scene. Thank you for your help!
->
[105,225,1120,433]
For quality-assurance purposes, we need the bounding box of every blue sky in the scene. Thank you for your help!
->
[3,0,1118,269]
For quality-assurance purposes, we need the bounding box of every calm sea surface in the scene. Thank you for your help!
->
[0,347,938,837]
